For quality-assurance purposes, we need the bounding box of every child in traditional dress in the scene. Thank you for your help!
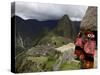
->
[82,31,96,69]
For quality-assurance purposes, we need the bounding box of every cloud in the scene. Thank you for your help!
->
[12,2,88,21]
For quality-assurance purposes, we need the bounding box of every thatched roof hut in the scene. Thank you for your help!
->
[80,7,97,31]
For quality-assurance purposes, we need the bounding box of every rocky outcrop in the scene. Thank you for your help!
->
[80,7,97,31]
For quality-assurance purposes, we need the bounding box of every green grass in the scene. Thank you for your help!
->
[60,61,81,70]
[45,60,56,71]
[26,56,48,64]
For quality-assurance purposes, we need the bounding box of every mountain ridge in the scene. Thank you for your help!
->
[12,15,81,54]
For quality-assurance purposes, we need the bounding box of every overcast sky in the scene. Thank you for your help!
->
[11,2,88,21]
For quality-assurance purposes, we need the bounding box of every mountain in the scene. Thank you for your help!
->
[53,15,81,39]
[38,15,79,47]
[54,15,73,38]
[12,16,59,48]
[12,15,81,55]
[80,7,97,31]
[12,16,58,36]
